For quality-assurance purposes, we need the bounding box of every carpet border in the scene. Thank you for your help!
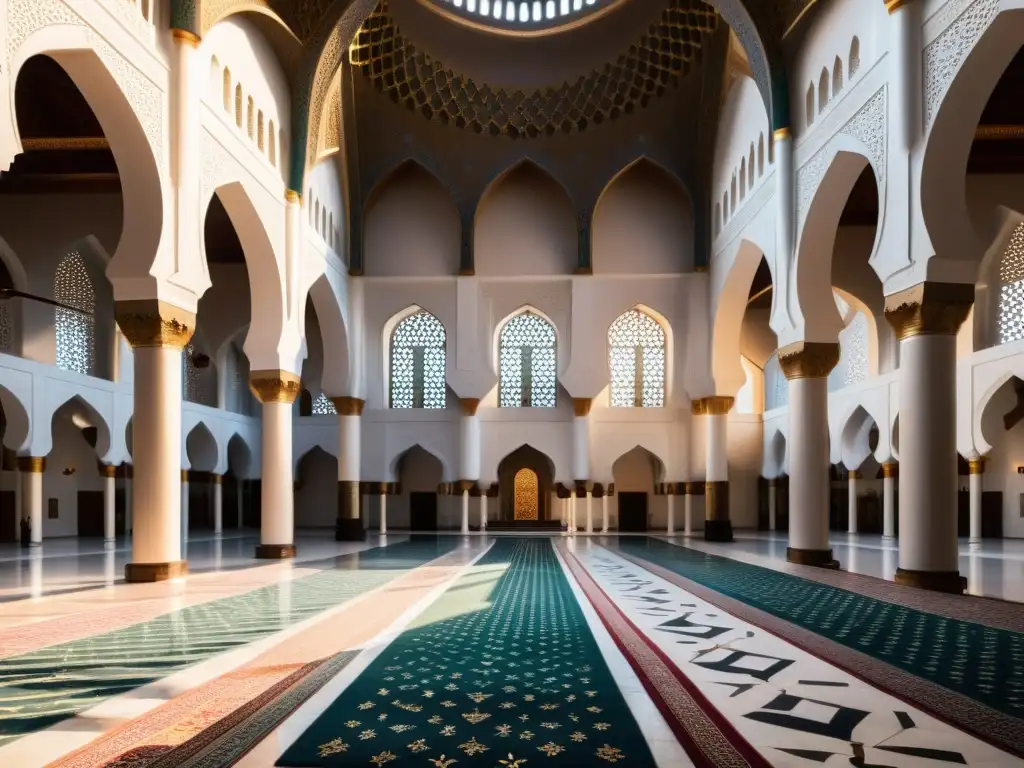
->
[556,543,770,768]
[615,547,1024,759]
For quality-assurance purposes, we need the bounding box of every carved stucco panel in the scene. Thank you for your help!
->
[796,86,887,228]
[99,0,153,39]
[923,0,998,127]
[201,128,242,201]
[7,0,164,160]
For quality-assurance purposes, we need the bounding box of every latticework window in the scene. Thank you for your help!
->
[183,342,202,403]
[608,309,665,408]
[0,302,11,353]
[513,468,539,520]
[999,223,1024,344]
[499,312,556,408]
[54,251,95,376]
[842,312,868,386]
[312,392,337,414]
[390,310,446,408]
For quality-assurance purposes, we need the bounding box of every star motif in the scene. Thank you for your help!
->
[441,725,457,736]
[370,750,397,765]
[500,702,517,709]
[566,695,576,702]
[359,729,377,740]
[428,715,444,725]
[344,720,361,728]
[378,688,390,696]
[495,724,512,736]
[445,683,459,691]
[540,722,559,730]
[390,724,414,733]
[498,754,527,768]
[428,755,457,768]
[408,738,429,752]
[538,742,565,757]
[423,690,435,698]
[524,695,536,702]
[595,744,625,763]
[441,700,457,708]
[358,701,375,710]
[519,714,530,722]
[570,731,587,742]
[593,722,611,731]
[318,738,348,756]
[540,703,558,711]
[586,706,602,714]
[584,691,597,697]
[459,737,489,756]
[378,713,388,721]
[520,730,535,740]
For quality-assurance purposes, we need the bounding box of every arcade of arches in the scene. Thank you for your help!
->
[1,0,1024,765]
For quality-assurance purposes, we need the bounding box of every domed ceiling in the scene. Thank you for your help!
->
[424,0,620,35]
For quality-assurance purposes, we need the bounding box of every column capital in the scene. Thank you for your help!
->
[285,189,301,204]
[181,469,190,482]
[460,398,481,416]
[968,457,986,475]
[885,0,914,12]
[572,398,593,417]
[767,477,778,488]
[882,462,899,478]
[17,456,45,473]
[691,396,734,416]
[457,480,476,494]
[115,300,195,350]
[778,341,840,380]
[99,463,118,479]
[773,127,792,142]
[331,396,365,415]
[684,481,703,495]
[211,473,223,484]
[847,470,862,480]
[884,282,974,341]
[249,370,301,404]
[171,28,201,46]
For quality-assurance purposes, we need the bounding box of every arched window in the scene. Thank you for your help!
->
[235,84,243,127]
[268,119,276,166]
[833,56,844,96]
[730,173,737,215]
[999,222,1024,344]
[806,85,815,127]
[312,392,337,414]
[54,250,95,376]
[257,110,265,151]
[247,96,254,138]
[758,134,765,176]
[714,203,721,237]
[739,158,747,200]
[499,312,556,408]
[748,145,755,189]
[849,37,861,77]
[0,259,14,354]
[390,310,446,408]
[223,67,232,113]
[329,213,334,248]
[818,69,829,114]
[608,309,666,408]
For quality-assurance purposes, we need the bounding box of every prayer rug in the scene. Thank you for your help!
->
[277,538,654,766]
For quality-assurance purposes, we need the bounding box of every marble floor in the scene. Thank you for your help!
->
[0,533,1021,766]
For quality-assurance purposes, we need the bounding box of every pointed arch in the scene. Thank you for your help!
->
[227,432,253,478]
[839,404,878,471]
[611,445,666,489]
[223,67,232,112]
[739,157,747,200]
[758,134,765,176]
[388,442,451,484]
[0,382,30,453]
[496,308,557,408]
[49,394,112,462]
[833,56,844,96]
[185,421,218,472]
[818,68,830,113]
[765,428,787,478]
[385,306,447,409]
[806,84,815,126]
[235,84,243,126]
[849,37,861,77]
[608,307,666,408]
[307,271,351,398]
[748,144,755,189]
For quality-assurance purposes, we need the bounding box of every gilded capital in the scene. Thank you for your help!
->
[171,28,200,46]
[884,282,974,341]
[211,473,223,485]
[100,463,118,479]
[882,463,898,478]
[968,457,986,475]
[847,470,862,480]
[17,456,45,473]
[331,396,365,416]
[885,0,912,12]
[249,370,301,404]
[773,126,792,141]
[778,341,840,380]
[690,396,734,416]
[573,398,593,417]
[115,300,195,350]
[285,189,301,204]
[460,398,481,416]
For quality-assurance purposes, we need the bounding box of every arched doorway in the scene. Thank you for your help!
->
[497,445,555,525]
[513,468,540,520]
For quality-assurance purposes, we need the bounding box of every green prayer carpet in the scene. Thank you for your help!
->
[278,538,654,766]
[615,537,1024,719]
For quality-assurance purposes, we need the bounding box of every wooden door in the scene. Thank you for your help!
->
[410,492,438,531]
[77,490,104,537]
[618,492,648,532]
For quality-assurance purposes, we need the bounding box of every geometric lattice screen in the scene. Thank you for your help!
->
[313,392,337,414]
[1000,222,1024,344]
[499,312,556,408]
[390,309,447,409]
[54,250,96,376]
[608,308,665,407]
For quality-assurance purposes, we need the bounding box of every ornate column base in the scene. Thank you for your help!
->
[787,547,839,569]
[894,568,966,594]
[704,520,733,542]
[255,544,296,559]
[125,561,188,583]
[335,517,366,541]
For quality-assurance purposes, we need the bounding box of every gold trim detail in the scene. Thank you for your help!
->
[975,124,1024,141]
[249,370,302,404]
[691,396,734,416]
[884,282,974,341]
[100,464,118,479]
[882,463,898,479]
[968,457,986,475]
[211,473,223,485]
[285,189,301,203]
[773,127,792,141]
[886,0,911,12]
[115,300,196,350]
[573,398,593,417]
[848,470,862,480]
[767,477,778,488]
[331,396,365,416]
[694,265,709,273]
[17,456,45,473]
[460,398,481,417]
[778,341,840,380]
[181,469,190,482]
[171,28,201,46]
[22,137,110,151]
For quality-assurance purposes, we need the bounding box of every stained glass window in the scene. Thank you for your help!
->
[390,310,446,409]
[54,250,95,376]
[499,312,556,408]
[999,222,1024,344]
[608,309,665,408]
[313,392,337,414]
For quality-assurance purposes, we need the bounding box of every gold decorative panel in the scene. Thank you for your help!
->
[513,468,539,520]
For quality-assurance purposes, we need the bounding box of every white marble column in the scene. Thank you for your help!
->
[236,477,244,529]
[693,397,734,542]
[102,464,117,545]
[585,490,593,534]
[568,489,577,533]
[847,470,860,534]
[601,490,609,534]
[666,492,675,535]
[250,371,300,559]
[968,458,985,544]
[781,343,839,568]
[212,474,223,536]
[460,487,470,534]
[333,397,364,540]
[379,486,389,534]
[768,478,778,532]
[684,483,694,536]
[125,465,133,537]
[882,463,897,539]
[180,470,190,543]
[18,457,44,546]
[479,489,488,531]
[886,282,972,592]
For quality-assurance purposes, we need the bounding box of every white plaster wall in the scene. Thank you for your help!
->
[307,158,344,252]
[364,163,460,277]
[712,76,770,234]
[294,447,337,528]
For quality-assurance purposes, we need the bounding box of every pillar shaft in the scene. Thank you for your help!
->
[601,493,609,533]
[585,490,593,534]
[460,399,481,481]
[781,342,840,568]
[693,397,734,542]
[768,479,777,532]
[568,490,577,533]
[684,485,694,535]
[461,489,470,533]
[212,474,223,535]
[333,397,365,541]
[968,458,984,543]
[480,492,488,530]
[882,464,897,538]
[251,371,300,559]
[848,472,860,534]
[181,471,190,542]
[18,457,44,546]
[102,465,117,543]
[380,491,388,534]
[666,493,675,535]
[885,281,972,592]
